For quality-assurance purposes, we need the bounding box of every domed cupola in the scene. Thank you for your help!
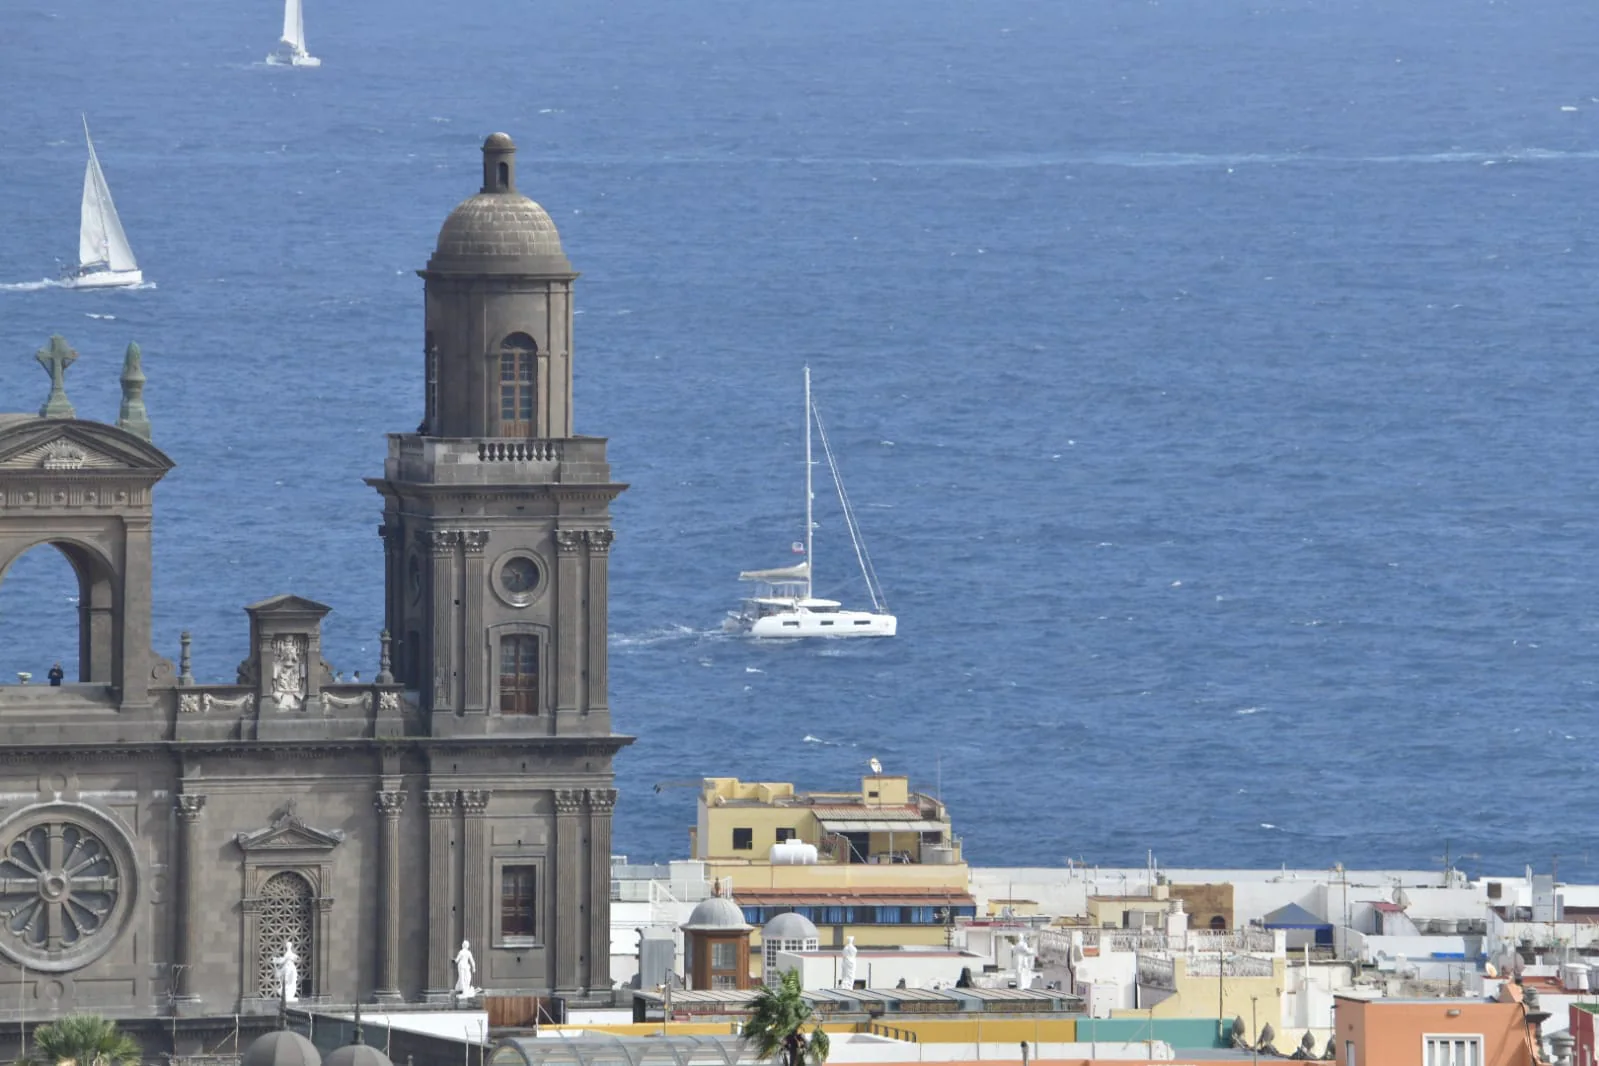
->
[679,882,752,990]
[241,1029,321,1066]
[415,131,581,441]
[324,1008,393,1066]
[427,133,572,276]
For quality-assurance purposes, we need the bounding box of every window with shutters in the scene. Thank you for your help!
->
[1421,1036,1481,1066]
[499,333,537,435]
[499,635,538,715]
[500,865,537,939]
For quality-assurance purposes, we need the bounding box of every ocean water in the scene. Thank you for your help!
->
[3,0,1599,879]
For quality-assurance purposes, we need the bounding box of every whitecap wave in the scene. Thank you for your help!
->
[803,734,855,747]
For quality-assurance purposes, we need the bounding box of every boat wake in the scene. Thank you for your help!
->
[609,624,720,648]
[802,734,857,748]
[0,279,68,292]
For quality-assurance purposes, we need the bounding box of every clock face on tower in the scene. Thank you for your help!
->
[501,557,539,595]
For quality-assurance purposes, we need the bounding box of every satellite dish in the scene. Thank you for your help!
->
[869,757,883,774]
[1485,963,1500,979]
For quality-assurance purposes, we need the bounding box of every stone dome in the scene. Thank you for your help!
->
[426,133,572,275]
[324,1039,393,1066]
[434,194,566,261]
[242,1030,321,1066]
[683,894,752,932]
[763,911,819,942]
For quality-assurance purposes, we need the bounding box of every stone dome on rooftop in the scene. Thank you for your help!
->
[428,133,572,274]
[242,1030,321,1066]
[683,893,752,932]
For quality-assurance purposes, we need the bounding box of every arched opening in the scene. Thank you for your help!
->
[1209,915,1227,931]
[0,541,115,686]
[497,161,510,188]
[257,871,314,999]
[498,333,538,436]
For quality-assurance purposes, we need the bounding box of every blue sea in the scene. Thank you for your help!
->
[3,0,1599,879]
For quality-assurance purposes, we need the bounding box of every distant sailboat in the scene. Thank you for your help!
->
[65,116,142,290]
[267,0,321,67]
[724,368,897,638]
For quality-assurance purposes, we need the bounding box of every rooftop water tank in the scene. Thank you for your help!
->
[770,840,818,865]
[1565,964,1591,992]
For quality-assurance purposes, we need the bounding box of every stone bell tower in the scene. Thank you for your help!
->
[368,132,627,737]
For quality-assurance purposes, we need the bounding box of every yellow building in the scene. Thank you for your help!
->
[690,775,974,970]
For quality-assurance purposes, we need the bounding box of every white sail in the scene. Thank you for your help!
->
[282,0,305,50]
[78,119,138,274]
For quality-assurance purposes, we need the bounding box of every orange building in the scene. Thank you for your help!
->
[1333,994,1540,1066]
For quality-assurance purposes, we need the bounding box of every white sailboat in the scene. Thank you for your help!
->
[65,117,142,290]
[267,0,321,67]
[725,368,897,639]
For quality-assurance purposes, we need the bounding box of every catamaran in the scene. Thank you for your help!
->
[267,0,321,66]
[64,117,142,290]
[725,368,897,639]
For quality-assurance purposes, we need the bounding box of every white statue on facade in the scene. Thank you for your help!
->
[271,635,307,710]
[271,940,300,1003]
[839,935,857,988]
[454,939,477,998]
[1012,934,1035,991]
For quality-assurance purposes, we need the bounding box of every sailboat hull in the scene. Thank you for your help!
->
[67,268,143,290]
[266,50,321,66]
[728,606,898,639]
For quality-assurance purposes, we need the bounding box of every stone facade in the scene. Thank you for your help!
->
[0,132,629,1039]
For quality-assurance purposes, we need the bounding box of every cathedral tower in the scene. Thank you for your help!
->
[371,133,626,735]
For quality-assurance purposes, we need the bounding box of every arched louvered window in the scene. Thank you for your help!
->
[499,333,537,436]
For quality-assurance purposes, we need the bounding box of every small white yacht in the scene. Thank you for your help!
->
[64,117,143,290]
[725,368,897,639]
[267,0,321,66]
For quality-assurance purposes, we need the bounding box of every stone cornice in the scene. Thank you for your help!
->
[364,477,627,503]
[0,734,634,763]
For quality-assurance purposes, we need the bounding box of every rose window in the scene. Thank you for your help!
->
[0,813,131,971]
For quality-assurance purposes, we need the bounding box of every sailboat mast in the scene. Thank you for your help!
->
[804,365,814,601]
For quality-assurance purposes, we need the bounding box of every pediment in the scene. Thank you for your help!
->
[245,594,334,616]
[0,420,173,476]
[236,811,346,852]
[0,436,130,471]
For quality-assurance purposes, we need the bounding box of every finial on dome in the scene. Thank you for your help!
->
[482,133,516,195]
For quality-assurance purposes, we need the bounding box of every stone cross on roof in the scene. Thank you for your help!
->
[36,334,78,419]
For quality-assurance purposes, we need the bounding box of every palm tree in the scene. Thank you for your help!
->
[744,970,829,1066]
[30,1013,141,1066]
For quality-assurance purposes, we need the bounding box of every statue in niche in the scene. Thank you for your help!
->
[454,939,477,998]
[272,940,300,1003]
[839,935,857,987]
[272,635,307,709]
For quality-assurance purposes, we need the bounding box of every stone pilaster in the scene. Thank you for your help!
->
[174,793,206,1004]
[424,789,458,999]
[553,788,584,991]
[585,788,616,992]
[583,530,613,717]
[462,532,489,713]
[553,531,583,726]
[426,531,461,711]
[460,790,491,959]
[375,791,406,1001]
